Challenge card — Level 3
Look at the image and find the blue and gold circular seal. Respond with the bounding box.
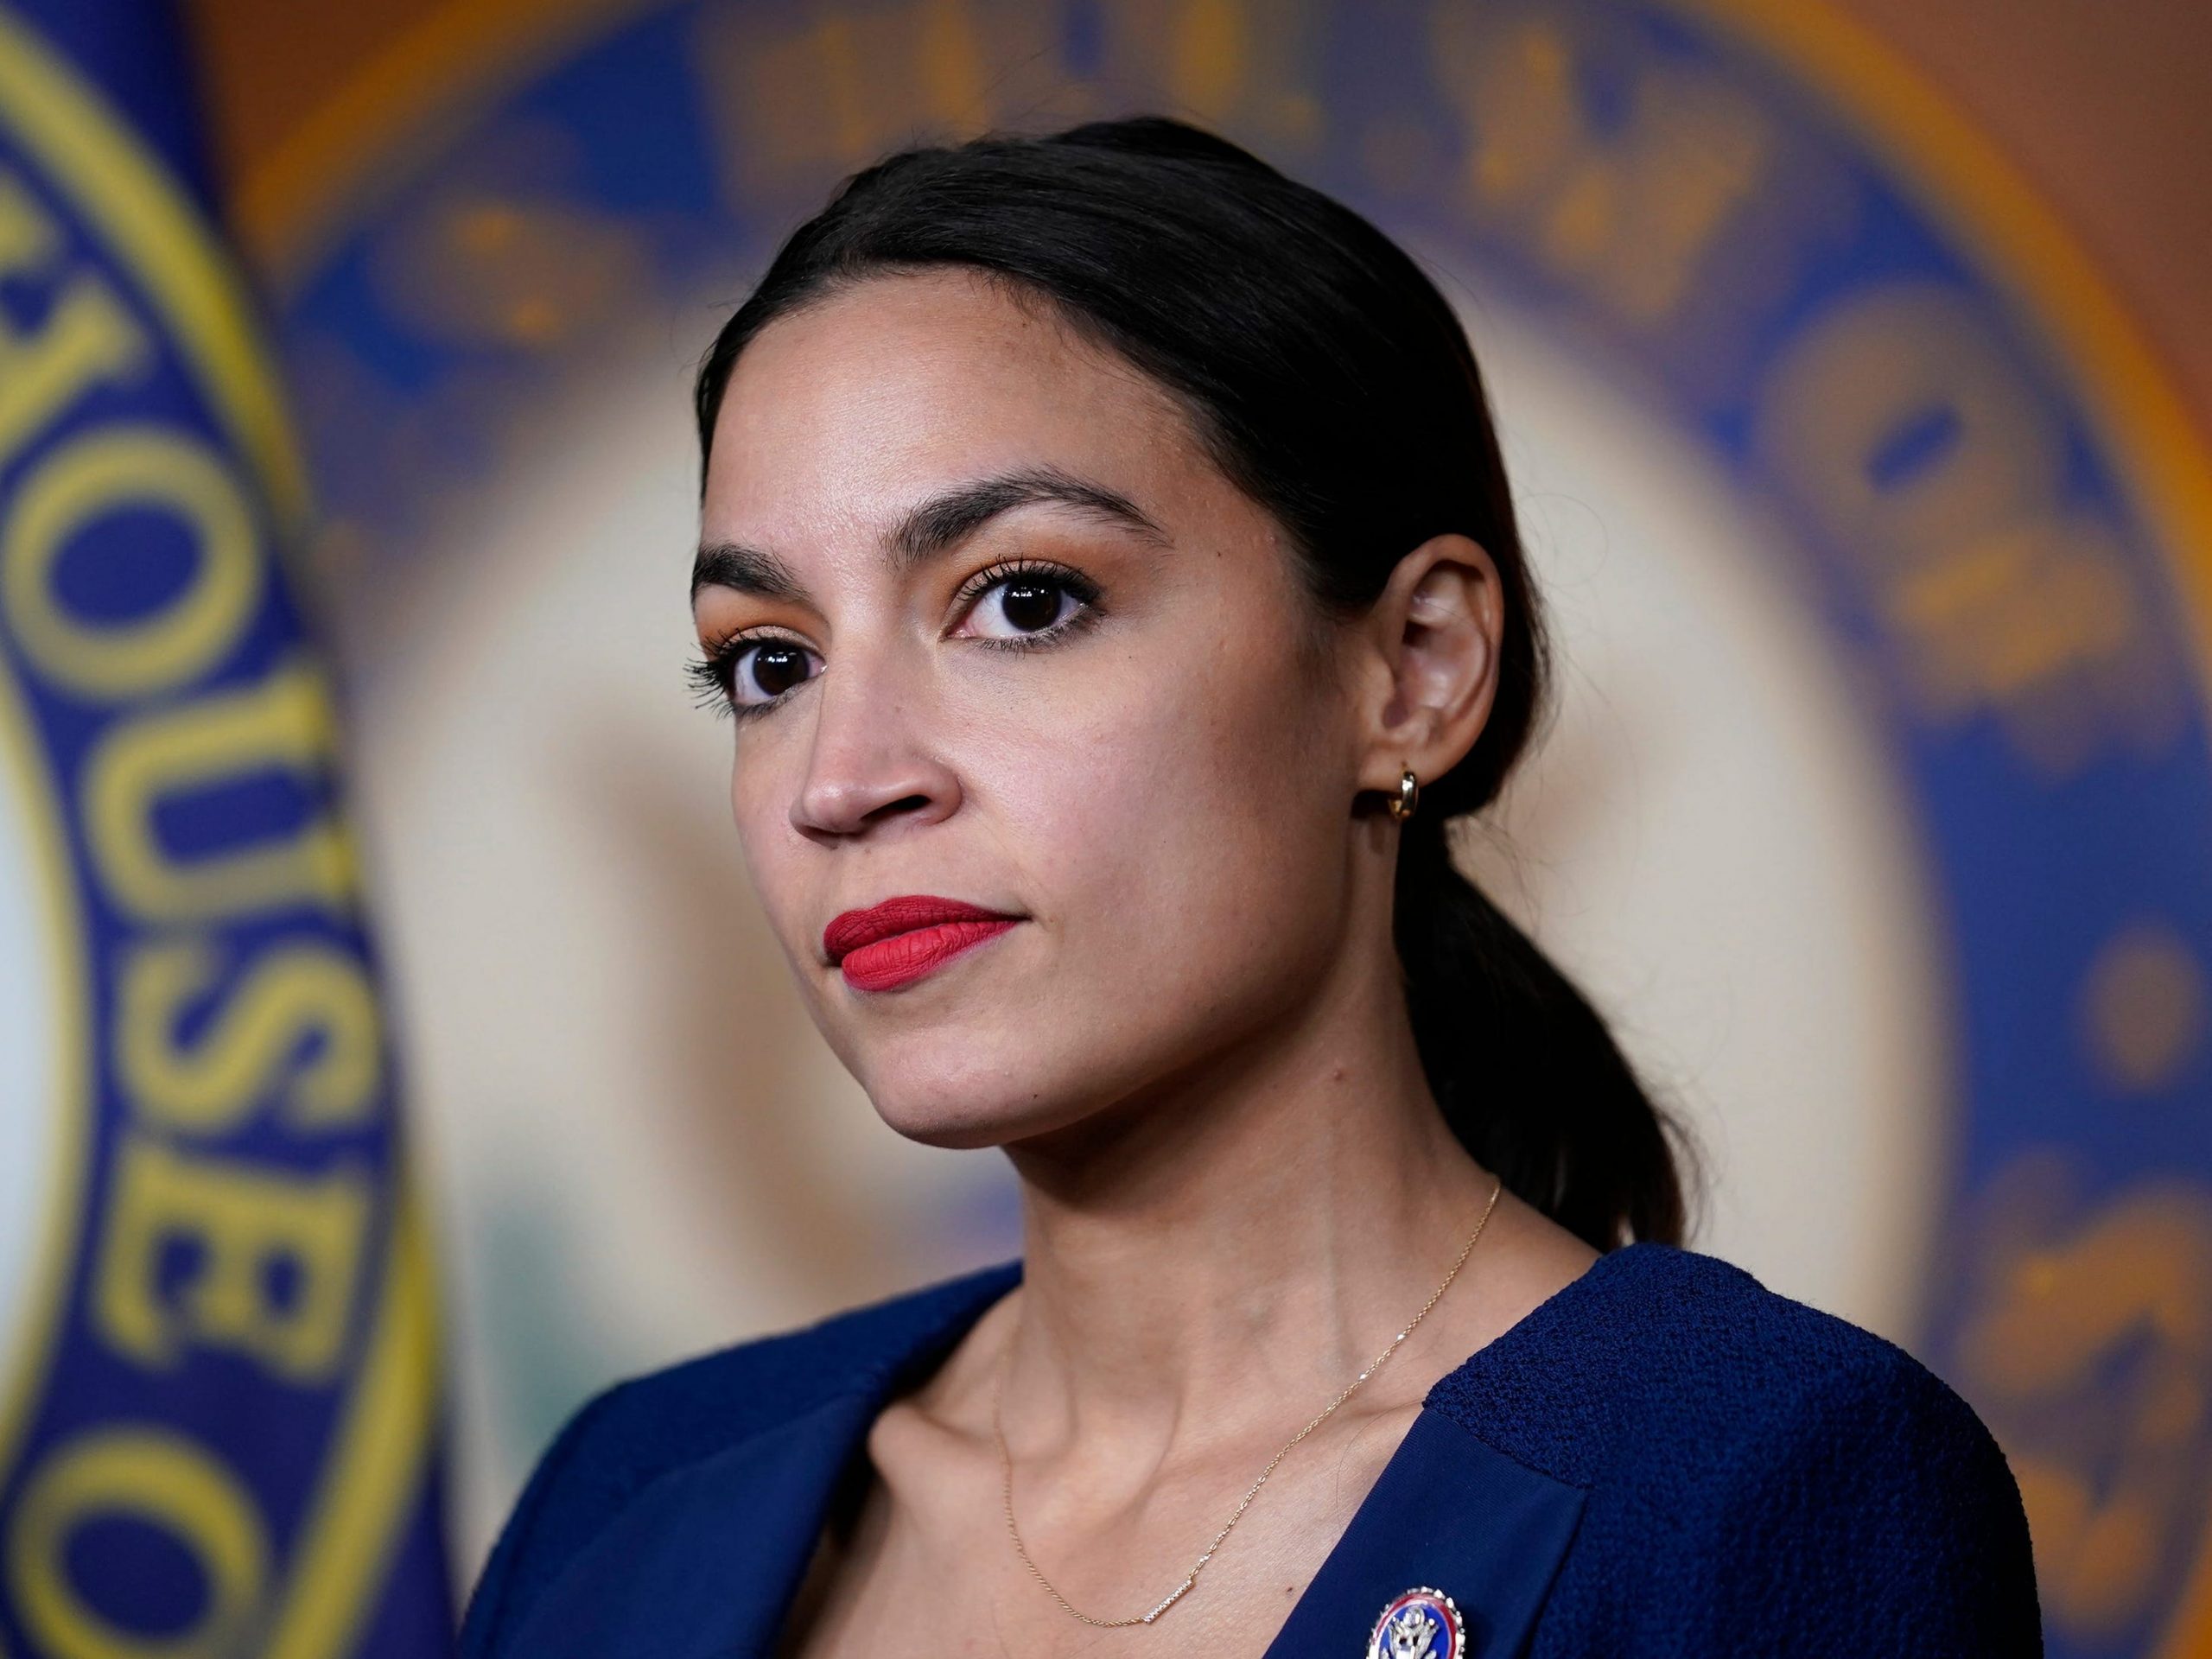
[0,5,447,1654]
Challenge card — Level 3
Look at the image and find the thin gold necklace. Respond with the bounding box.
[991,1175,1505,1629]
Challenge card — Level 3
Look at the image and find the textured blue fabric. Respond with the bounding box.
[1423,1245,2042,1656]
[461,1244,2041,1656]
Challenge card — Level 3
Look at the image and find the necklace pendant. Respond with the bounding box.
[1365,1587,1465,1659]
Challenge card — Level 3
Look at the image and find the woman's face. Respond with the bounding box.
[693,269,1378,1149]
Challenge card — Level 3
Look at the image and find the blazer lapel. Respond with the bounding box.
[502,1389,878,1659]
[497,1264,1023,1659]
[1264,1408,1585,1658]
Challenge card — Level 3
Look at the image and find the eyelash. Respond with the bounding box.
[683,557,1103,720]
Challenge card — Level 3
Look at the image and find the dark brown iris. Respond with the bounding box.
[1000,580,1062,632]
[749,643,810,697]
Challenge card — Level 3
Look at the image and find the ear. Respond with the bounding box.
[1352,533,1504,805]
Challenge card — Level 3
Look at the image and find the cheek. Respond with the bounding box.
[725,741,820,963]
[979,626,1355,999]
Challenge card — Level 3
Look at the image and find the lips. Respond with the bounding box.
[823,894,1021,993]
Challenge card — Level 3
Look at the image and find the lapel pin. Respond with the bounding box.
[1366,1586,1466,1658]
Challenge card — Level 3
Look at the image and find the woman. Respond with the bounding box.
[460,117,2039,1656]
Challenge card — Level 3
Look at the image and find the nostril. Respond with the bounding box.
[861,793,932,824]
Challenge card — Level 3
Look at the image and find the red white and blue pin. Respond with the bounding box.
[1366,1586,1466,1658]
[1365,1586,1466,1658]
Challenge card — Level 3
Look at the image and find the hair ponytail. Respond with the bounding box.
[696,113,1691,1250]
[1395,824,1686,1249]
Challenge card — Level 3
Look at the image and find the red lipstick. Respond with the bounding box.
[823,895,1020,993]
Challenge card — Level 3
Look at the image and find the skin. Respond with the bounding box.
[692,267,1598,1658]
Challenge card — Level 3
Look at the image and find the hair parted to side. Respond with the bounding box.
[693,115,1689,1250]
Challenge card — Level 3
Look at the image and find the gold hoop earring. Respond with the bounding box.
[1388,766,1420,823]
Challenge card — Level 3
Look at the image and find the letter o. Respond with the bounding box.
[1753,282,2060,559]
[2,426,263,702]
[5,1427,268,1659]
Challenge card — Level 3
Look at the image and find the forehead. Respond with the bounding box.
[701,269,1210,540]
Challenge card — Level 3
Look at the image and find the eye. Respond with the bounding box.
[686,633,820,715]
[954,561,1099,643]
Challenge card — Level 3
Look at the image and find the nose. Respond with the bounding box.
[788,659,961,842]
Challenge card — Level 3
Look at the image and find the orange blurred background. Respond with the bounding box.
[185,0,2212,434]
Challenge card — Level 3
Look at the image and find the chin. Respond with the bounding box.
[871,1084,1096,1150]
[858,1052,1115,1159]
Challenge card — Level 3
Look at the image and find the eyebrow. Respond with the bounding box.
[691,466,1168,601]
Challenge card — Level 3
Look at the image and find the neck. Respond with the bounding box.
[997,929,1496,1441]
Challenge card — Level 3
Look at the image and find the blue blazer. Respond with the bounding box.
[460,1244,2041,1656]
